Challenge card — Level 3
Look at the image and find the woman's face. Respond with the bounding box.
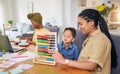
[77,17,93,35]
[31,20,40,29]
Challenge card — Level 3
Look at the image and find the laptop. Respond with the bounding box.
[0,35,24,53]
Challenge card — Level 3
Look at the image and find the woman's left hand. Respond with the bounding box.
[52,50,66,64]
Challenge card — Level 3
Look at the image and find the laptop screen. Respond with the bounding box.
[0,35,14,53]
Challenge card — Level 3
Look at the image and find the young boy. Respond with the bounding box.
[57,27,80,60]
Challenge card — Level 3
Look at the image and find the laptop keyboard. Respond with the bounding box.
[12,46,25,52]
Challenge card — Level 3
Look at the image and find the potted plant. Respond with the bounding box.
[96,3,117,25]
[8,20,13,27]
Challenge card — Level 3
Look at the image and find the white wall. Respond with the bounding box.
[3,0,74,27]
[0,0,3,25]
[2,0,13,24]
[62,0,72,27]
[2,0,120,29]
[0,0,17,32]
[0,0,4,31]
[11,0,64,26]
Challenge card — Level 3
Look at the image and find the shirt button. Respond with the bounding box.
[87,57,90,59]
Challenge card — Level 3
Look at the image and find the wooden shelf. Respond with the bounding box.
[109,22,120,29]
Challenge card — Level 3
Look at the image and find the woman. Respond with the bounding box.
[53,9,116,74]
[27,13,49,45]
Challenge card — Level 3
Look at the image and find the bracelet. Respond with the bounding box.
[65,59,69,64]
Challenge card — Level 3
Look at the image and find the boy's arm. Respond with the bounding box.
[74,46,80,60]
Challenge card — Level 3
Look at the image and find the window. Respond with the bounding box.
[0,0,5,33]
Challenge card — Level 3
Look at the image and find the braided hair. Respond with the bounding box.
[78,9,117,68]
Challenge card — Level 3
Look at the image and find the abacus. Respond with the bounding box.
[33,32,57,65]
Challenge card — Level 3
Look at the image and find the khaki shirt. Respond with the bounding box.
[32,28,50,43]
[78,30,111,74]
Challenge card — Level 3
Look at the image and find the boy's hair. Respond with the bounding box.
[64,27,76,38]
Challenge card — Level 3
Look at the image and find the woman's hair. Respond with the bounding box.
[78,9,117,68]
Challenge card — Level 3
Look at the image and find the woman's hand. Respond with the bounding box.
[52,50,66,64]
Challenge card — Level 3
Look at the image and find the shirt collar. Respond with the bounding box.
[90,29,101,37]
[61,41,73,49]
[82,29,101,47]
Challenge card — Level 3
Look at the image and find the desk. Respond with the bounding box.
[3,45,92,74]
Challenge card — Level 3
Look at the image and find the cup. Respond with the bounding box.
[20,40,27,45]
[14,38,20,43]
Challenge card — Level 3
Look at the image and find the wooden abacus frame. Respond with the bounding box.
[33,32,57,65]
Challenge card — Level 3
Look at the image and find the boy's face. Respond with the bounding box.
[62,30,74,44]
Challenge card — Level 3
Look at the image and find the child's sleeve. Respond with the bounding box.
[73,46,80,60]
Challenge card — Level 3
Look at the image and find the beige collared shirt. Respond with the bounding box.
[78,29,111,74]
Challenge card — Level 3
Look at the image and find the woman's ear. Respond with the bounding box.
[89,20,95,28]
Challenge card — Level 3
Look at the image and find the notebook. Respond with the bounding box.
[0,35,24,53]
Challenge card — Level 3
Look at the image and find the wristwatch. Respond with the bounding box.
[65,59,69,64]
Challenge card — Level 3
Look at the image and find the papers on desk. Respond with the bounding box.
[0,71,8,74]
[9,52,34,62]
[0,61,16,68]
[0,52,34,74]
[9,57,30,63]
[10,68,23,74]
[0,63,33,74]
[16,64,33,69]
[9,64,33,74]
[0,52,34,69]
